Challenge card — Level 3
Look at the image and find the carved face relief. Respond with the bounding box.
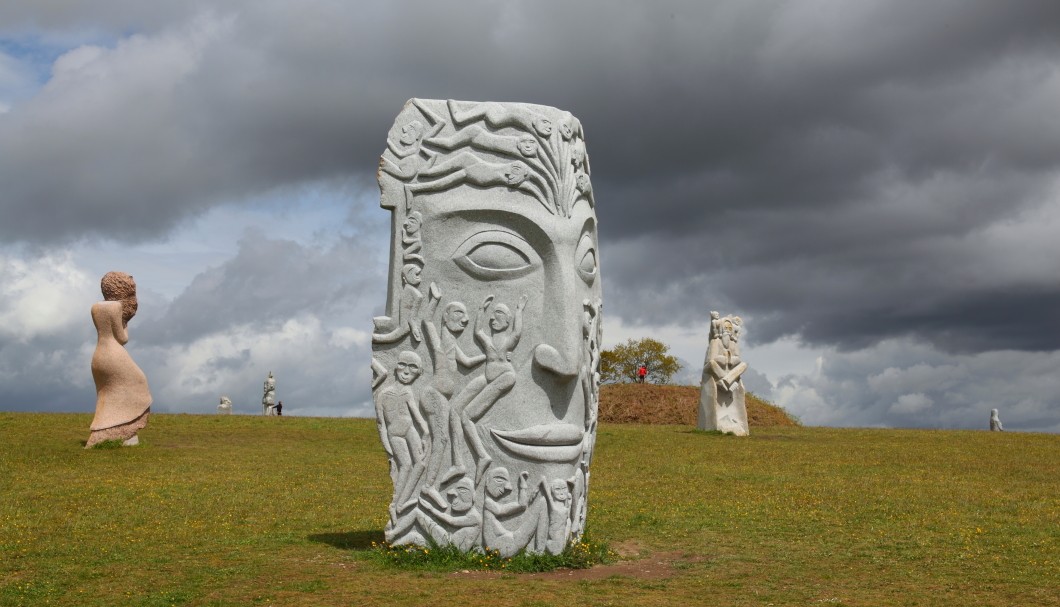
[401,264,422,287]
[486,467,512,499]
[504,162,528,186]
[490,305,511,332]
[399,120,424,146]
[448,478,475,511]
[395,351,422,385]
[443,302,469,333]
[533,118,553,137]
[403,212,422,235]
[374,99,601,555]
[517,135,538,157]
[550,479,570,502]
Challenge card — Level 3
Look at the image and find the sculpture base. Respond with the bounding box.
[85,409,149,448]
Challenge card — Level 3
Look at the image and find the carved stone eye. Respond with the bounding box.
[575,233,597,285]
[454,230,541,280]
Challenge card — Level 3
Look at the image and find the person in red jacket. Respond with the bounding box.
[637,364,647,383]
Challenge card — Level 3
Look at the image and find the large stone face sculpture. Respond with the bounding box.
[86,272,151,448]
[698,312,749,436]
[373,99,602,556]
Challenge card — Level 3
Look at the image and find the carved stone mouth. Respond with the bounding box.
[491,424,584,462]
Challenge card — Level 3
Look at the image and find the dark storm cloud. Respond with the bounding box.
[2,0,1059,385]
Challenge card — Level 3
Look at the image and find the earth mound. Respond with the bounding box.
[598,383,798,426]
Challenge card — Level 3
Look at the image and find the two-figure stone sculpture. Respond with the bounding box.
[373,99,602,556]
[86,272,151,448]
[698,311,750,436]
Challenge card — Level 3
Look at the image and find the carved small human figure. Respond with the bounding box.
[699,315,750,435]
[380,100,446,180]
[447,99,554,138]
[709,310,722,339]
[990,408,1004,432]
[575,173,594,208]
[482,467,548,557]
[449,294,526,480]
[408,152,550,211]
[416,476,482,551]
[402,211,424,264]
[539,476,576,554]
[376,351,429,511]
[427,125,540,159]
[421,284,485,490]
[372,264,425,344]
[86,272,152,448]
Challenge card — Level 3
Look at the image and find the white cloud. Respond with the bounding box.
[889,392,933,414]
[141,313,372,417]
[0,250,95,342]
[773,338,1060,432]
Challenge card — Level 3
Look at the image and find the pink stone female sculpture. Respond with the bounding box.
[86,271,152,448]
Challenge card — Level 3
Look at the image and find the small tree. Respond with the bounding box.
[599,337,681,384]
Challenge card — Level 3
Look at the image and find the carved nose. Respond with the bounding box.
[533,343,578,380]
[533,261,583,381]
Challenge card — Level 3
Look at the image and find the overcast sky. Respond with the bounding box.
[2,0,1058,431]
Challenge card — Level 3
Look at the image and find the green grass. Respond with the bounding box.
[1,412,1057,606]
[364,529,613,573]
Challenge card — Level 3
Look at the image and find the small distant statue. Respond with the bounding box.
[218,396,232,415]
[990,408,1003,432]
[86,272,152,448]
[698,311,749,436]
[262,371,277,415]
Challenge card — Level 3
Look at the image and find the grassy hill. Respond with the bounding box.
[599,383,798,427]
[1,412,1057,607]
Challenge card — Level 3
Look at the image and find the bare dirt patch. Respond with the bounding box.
[450,550,707,581]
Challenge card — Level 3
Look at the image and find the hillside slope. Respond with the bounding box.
[598,383,798,426]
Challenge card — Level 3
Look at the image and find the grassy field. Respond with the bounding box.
[1,412,1057,607]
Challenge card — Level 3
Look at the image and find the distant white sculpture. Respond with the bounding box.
[989,408,1003,431]
[262,372,277,415]
[698,311,749,436]
[218,396,232,415]
[372,99,602,555]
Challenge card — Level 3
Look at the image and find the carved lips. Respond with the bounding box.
[491,423,584,462]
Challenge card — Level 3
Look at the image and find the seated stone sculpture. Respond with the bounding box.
[698,312,750,436]
[86,272,151,448]
[218,396,233,414]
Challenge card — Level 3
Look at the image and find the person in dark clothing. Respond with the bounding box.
[276,401,283,416]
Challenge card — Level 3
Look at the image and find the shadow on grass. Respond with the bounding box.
[308,529,384,551]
